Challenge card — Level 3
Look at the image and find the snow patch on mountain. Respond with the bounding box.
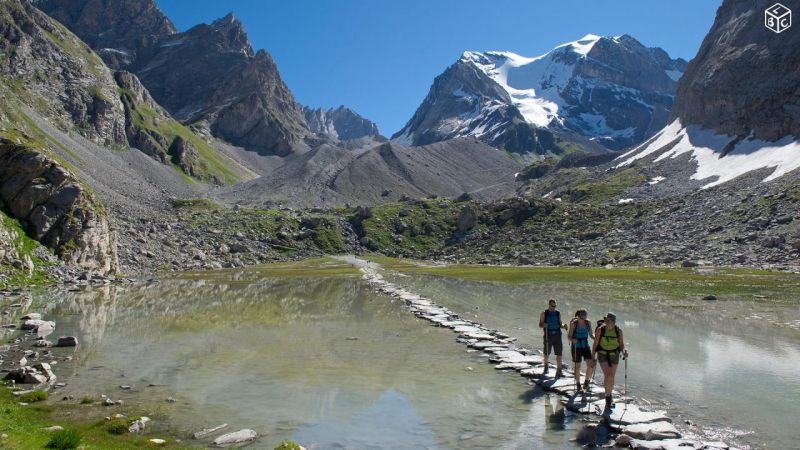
[617,120,800,188]
[460,34,602,128]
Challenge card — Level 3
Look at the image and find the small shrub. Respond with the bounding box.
[18,390,47,403]
[275,441,304,450]
[105,418,129,435]
[79,395,94,404]
[45,429,82,449]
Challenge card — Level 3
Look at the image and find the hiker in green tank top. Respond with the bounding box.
[567,308,595,393]
[591,312,628,409]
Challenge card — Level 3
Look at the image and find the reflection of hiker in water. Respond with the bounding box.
[592,312,628,410]
[568,308,595,393]
[543,393,565,430]
[539,299,567,377]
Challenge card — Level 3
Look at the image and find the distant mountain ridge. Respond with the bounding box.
[303,106,382,141]
[394,34,687,156]
[35,0,311,156]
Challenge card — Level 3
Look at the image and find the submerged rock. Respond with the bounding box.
[213,429,257,446]
[55,336,78,347]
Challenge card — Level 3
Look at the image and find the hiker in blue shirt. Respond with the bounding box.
[567,308,595,392]
[538,299,567,377]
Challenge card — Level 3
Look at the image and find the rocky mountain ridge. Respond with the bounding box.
[606,0,800,197]
[393,34,686,156]
[303,106,382,141]
[36,0,311,156]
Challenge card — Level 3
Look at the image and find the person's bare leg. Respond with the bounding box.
[574,360,582,389]
[607,364,618,395]
[600,361,613,396]
[583,360,594,387]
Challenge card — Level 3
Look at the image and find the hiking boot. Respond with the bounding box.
[555,369,564,378]
[583,380,590,391]
[542,365,549,375]
[605,395,614,409]
[575,382,583,393]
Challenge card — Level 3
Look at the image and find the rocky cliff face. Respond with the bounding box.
[671,0,800,140]
[0,135,117,274]
[0,0,127,146]
[304,106,381,141]
[394,34,686,154]
[614,0,800,192]
[37,1,310,156]
[33,0,176,69]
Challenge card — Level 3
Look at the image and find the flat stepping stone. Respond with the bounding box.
[491,350,538,364]
[462,332,496,340]
[562,396,596,414]
[495,362,531,370]
[440,320,470,328]
[453,326,484,334]
[593,402,670,426]
[540,377,580,395]
[628,438,701,450]
[520,367,553,379]
[469,341,508,349]
[623,421,681,440]
[484,346,511,353]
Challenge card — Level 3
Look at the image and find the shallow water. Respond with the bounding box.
[23,274,587,449]
[387,272,800,449]
[15,264,800,449]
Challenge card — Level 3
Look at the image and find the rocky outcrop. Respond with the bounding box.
[37,1,310,156]
[0,136,117,274]
[0,0,127,146]
[393,34,686,154]
[34,0,176,69]
[0,213,34,276]
[671,0,800,140]
[303,106,381,141]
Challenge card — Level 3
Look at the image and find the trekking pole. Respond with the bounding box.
[624,355,628,410]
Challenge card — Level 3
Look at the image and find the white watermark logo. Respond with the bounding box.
[765,3,791,33]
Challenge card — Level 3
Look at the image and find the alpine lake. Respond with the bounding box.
[6,257,799,449]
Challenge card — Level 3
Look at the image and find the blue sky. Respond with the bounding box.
[155,0,721,137]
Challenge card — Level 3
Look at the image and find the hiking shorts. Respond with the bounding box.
[597,349,619,365]
[543,331,562,356]
[571,346,592,363]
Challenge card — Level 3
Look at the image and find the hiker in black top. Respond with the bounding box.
[538,299,567,377]
[591,312,628,409]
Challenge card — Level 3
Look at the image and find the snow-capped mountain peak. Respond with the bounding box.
[394,34,687,155]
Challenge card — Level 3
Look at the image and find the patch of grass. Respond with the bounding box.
[19,390,48,403]
[119,90,254,185]
[309,217,345,254]
[358,199,460,257]
[79,396,95,405]
[275,441,304,450]
[372,257,800,301]
[0,211,55,290]
[105,418,130,435]
[0,387,192,449]
[45,428,82,449]
[39,27,102,77]
[170,198,220,210]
